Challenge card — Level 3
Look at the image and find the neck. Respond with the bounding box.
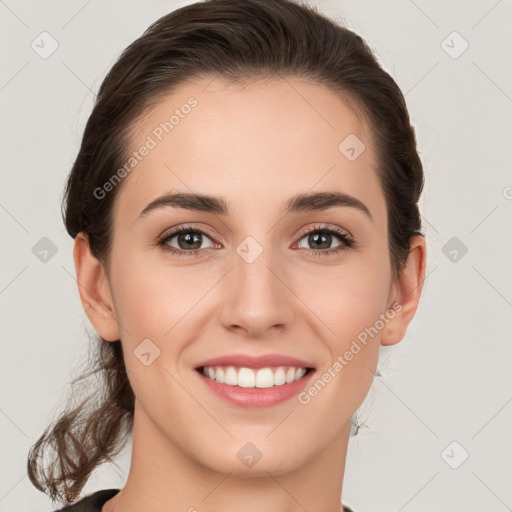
[103,400,350,512]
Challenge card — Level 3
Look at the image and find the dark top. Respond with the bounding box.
[53,489,120,511]
[52,488,356,511]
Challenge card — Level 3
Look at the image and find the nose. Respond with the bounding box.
[217,242,295,338]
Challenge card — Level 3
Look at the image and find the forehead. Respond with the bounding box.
[113,76,386,226]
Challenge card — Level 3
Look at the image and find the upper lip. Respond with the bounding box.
[195,353,315,370]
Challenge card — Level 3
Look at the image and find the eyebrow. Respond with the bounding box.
[137,190,372,221]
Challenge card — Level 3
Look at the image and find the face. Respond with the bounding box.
[83,76,409,476]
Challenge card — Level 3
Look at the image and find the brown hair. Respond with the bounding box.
[27,0,424,505]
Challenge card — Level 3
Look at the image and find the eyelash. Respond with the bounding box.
[156,223,355,258]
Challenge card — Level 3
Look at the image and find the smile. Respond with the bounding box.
[195,365,316,408]
[200,365,312,388]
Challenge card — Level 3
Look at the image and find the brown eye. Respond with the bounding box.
[298,230,339,250]
[157,226,217,256]
[295,225,355,256]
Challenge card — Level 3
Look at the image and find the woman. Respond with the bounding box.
[27,0,427,511]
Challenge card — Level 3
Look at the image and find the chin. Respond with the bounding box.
[195,442,311,477]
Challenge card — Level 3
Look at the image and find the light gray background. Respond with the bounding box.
[1,1,511,511]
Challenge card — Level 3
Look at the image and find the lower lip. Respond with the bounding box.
[195,368,316,408]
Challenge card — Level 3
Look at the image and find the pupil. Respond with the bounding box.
[180,232,201,249]
[310,232,330,249]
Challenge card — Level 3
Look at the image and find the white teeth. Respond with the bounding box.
[224,366,238,386]
[295,367,307,380]
[215,367,225,384]
[255,368,274,388]
[273,367,286,386]
[238,368,256,388]
[201,365,310,388]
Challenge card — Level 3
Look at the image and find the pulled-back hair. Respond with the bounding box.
[27,0,424,505]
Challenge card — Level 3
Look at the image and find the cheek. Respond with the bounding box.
[300,251,390,396]
[109,248,205,340]
[300,254,391,343]
[296,272,384,423]
[111,233,392,347]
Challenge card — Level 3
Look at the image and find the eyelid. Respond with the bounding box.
[295,222,353,242]
[158,223,352,243]
[157,223,217,243]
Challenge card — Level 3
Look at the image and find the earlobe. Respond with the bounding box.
[73,232,120,342]
[380,235,427,346]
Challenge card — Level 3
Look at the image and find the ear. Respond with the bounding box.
[380,235,427,346]
[73,232,120,342]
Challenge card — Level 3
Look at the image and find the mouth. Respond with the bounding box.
[194,365,316,408]
[196,365,315,388]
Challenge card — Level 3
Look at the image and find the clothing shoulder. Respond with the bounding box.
[52,489,120,512]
